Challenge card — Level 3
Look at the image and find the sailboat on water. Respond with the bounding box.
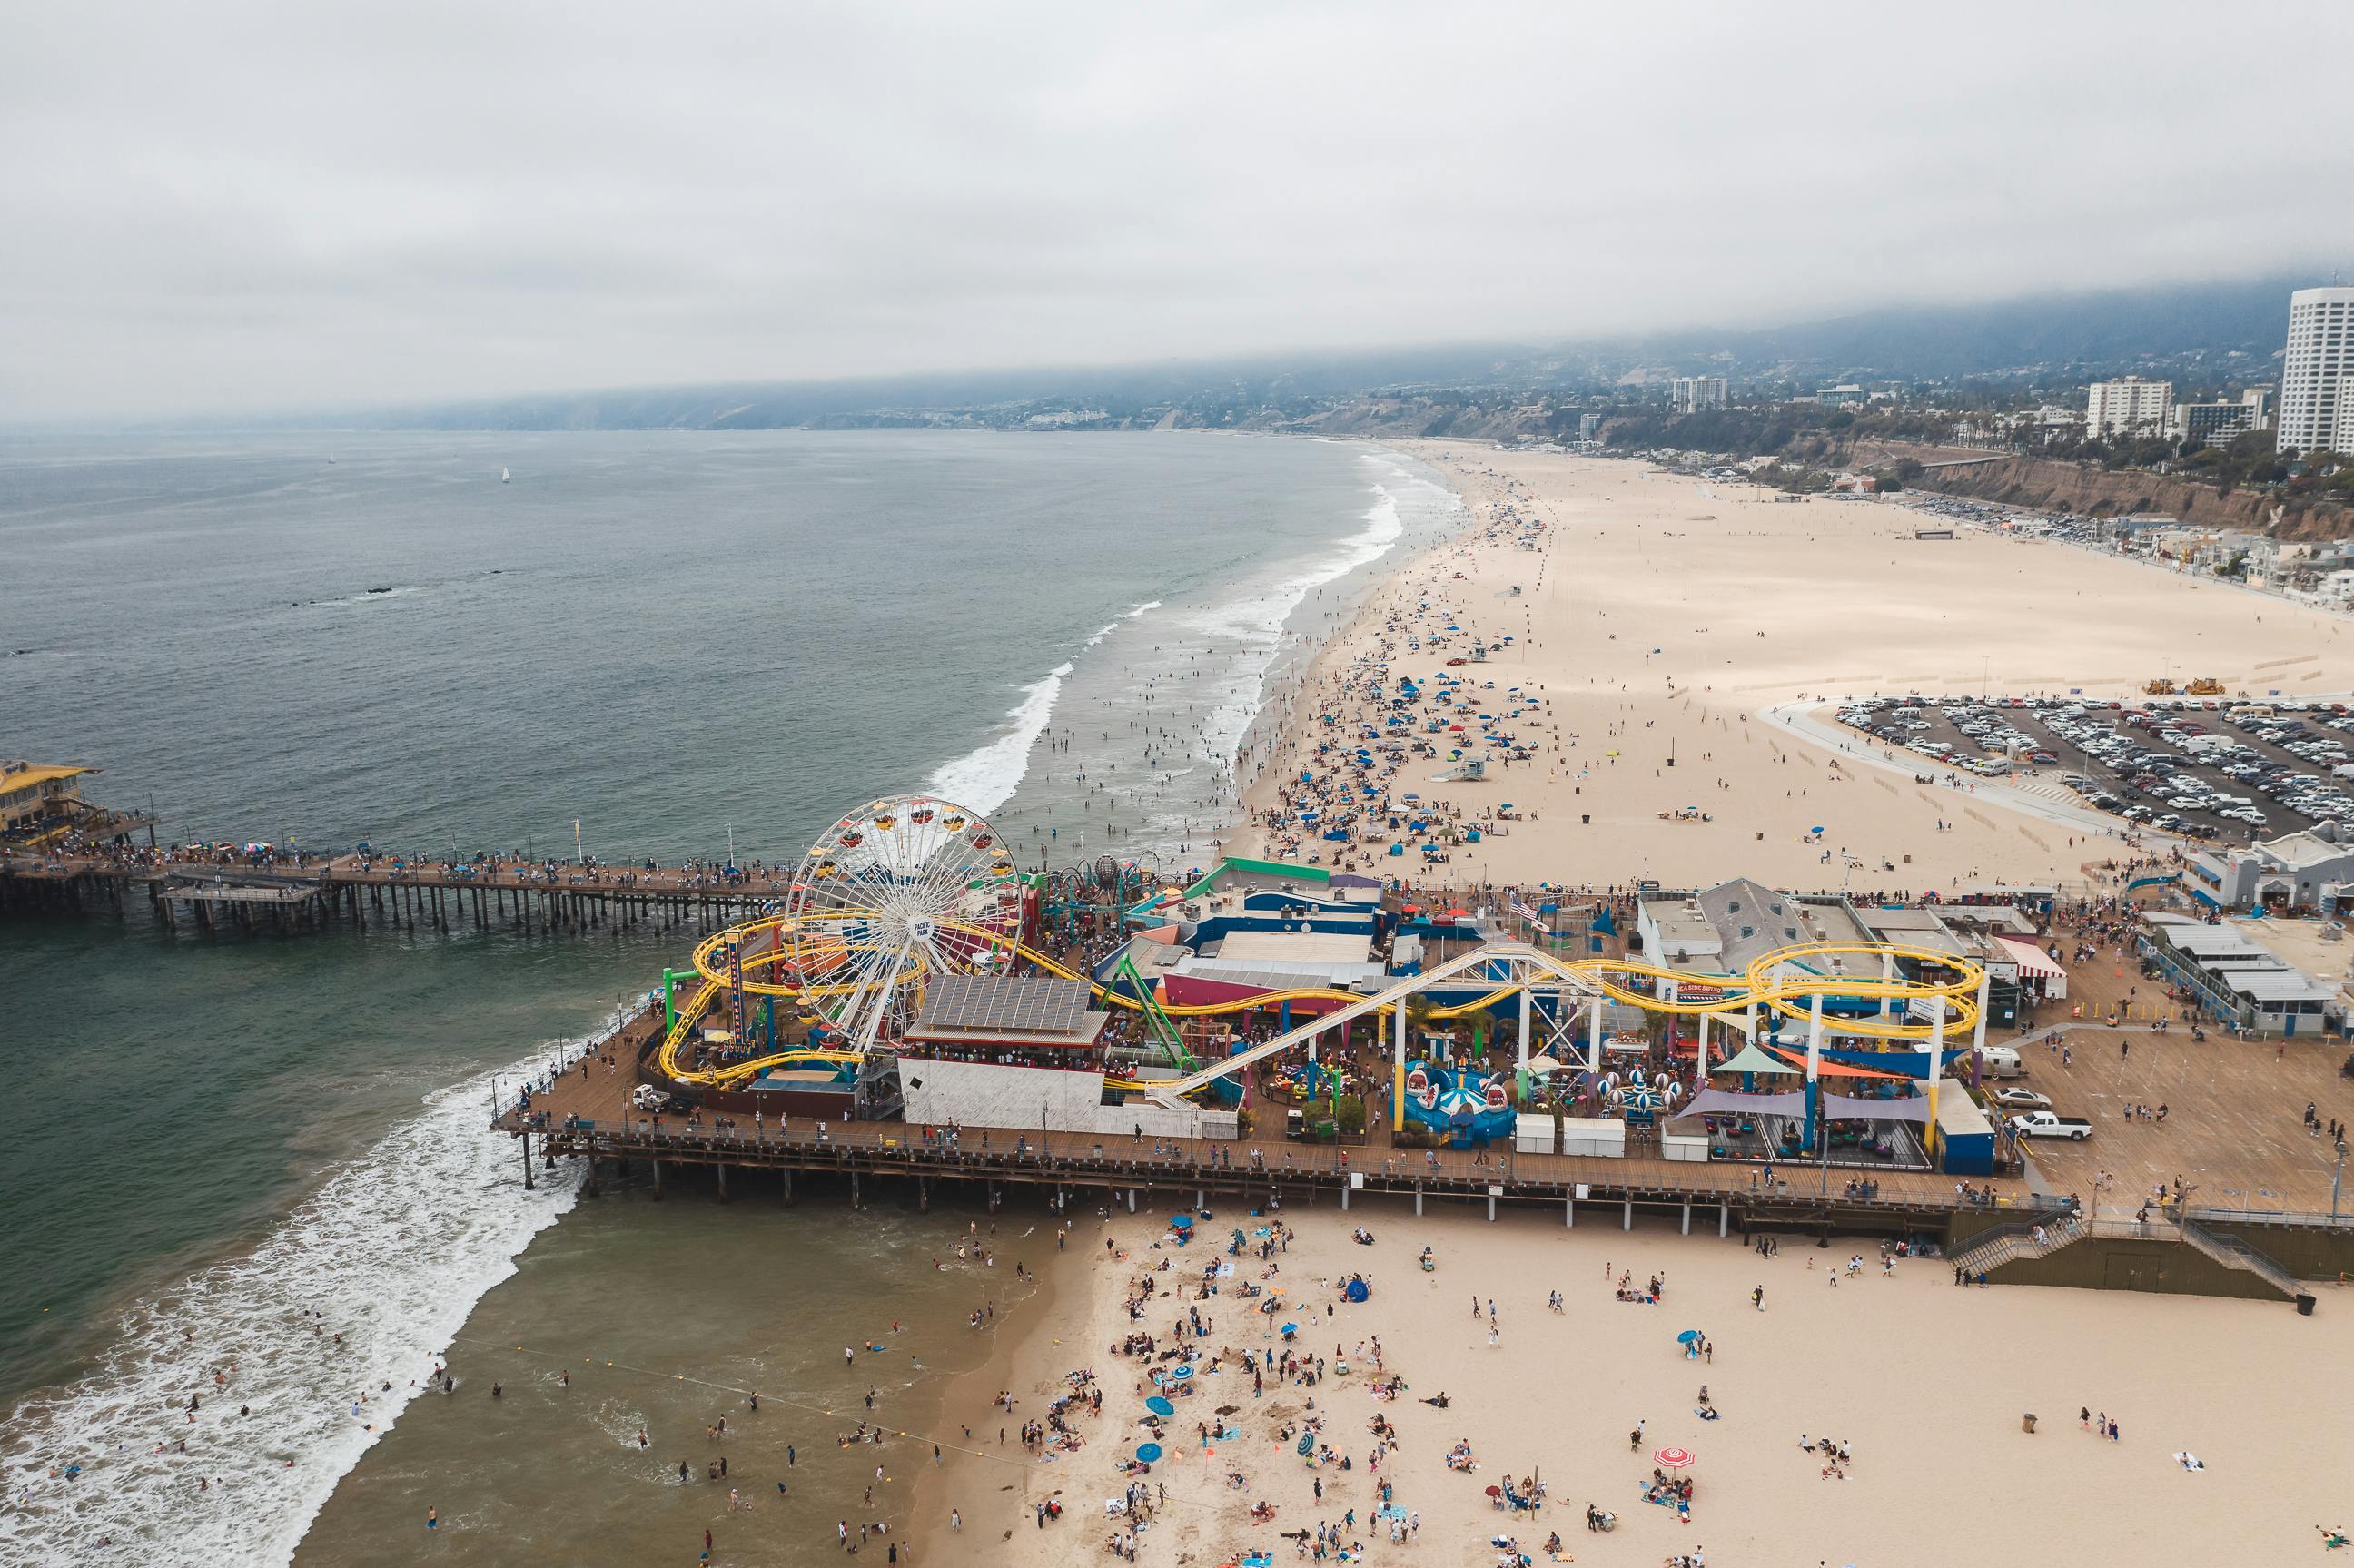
[500,467,511,484]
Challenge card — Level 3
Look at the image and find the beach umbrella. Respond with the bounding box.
[1676,1329,1702,1346]
[1136,1443,1163,1463]
[1280,1321,1298,1335]
[1170,1366,1194,1381]
[1146,1395,1175,1416]
[1654,1446,1696,1470]
[1296,1432,1316,1456]
[1170,1215,1193,1229]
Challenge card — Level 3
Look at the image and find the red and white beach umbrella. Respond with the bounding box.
[1654,1446,1696,1471]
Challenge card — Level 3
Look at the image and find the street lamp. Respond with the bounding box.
[2334,1138,2349,1224]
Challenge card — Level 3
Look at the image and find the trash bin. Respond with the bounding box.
[2297,1295,2317,1317]
[2022,1413,2038,1434]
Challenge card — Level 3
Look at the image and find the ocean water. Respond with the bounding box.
[0,429,1459,1565]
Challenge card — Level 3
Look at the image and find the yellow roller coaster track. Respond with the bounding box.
[654,914,1983,1095]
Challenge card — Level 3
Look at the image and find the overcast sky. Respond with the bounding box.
[5,1,2352,421]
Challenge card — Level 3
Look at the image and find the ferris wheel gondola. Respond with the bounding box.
[784,794,1024,1051]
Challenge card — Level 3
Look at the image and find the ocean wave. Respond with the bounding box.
[0,1050,589,1568]
[923,659,1074,816]
[927,600,1162,816]
[310,586,424,609]
[1188,464,1425,774]
[1085,600,1161,649]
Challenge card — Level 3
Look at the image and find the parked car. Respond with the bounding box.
[1990,1087,2052,1111]
[2010,1110,2092,1141]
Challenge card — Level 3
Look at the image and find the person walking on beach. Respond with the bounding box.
[1752,1285,1766,1311]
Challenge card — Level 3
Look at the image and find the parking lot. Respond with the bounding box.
[1835,695,2354,849]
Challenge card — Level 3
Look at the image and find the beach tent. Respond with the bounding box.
[1343,1278,1370,1303]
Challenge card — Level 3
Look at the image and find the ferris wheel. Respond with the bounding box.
[783,794,1025,1051]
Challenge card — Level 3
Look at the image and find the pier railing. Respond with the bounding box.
[2179,1216,2302,1298]
[490,999,659,1123]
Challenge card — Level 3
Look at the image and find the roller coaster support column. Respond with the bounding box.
[1517,977,1532,1090]
[1879,952,1894,1020]
[1803,992,1825,1150]
[1696,1011,1710,1075]
[1392,1001,1407,1128]
[1586,997,1603,1075]
[1925,988,1948,1159]
[1970,971,1991,1056]
[663,969,682,1031]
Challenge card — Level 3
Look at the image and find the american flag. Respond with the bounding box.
[1510,898,1540,922]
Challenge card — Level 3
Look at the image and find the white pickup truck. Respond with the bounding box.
[2009,1110,2092,1142]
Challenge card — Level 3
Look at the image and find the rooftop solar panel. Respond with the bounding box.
[919,974,1090,1037]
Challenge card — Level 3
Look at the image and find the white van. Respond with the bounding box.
[1973,1046,2025,1080]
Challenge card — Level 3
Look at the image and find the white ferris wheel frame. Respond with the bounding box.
[785,794,1022,1053]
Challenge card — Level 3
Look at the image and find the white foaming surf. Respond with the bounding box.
[1194,454,1454,779]
[925,659,1073,815]
[0,1050,588,1568]
[925,599,1160,814]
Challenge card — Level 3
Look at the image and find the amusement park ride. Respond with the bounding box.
[651,793,1993,1129]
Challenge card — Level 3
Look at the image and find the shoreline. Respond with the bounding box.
[1222,439,2354,890]
[1222,443,1472,849]
[904,1221,1092,1563]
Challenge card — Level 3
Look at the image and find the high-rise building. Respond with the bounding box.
[2278,287,2354,455]
[2084,376,2173,439]
[1668,377,1727,415]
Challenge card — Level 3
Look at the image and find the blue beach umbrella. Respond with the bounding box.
[1137,1443,1163,1463]
[1169,1215,1193,1230]
[1676,1329,1702,1346]
[1170,1365,1194,1381]
[1146,1396,1175,1416]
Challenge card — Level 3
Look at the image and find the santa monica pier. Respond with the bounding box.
[480,789,2339,1305]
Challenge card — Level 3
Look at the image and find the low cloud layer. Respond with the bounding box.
[5,1,2351,420]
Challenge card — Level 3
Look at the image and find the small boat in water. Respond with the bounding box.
[500,467,510,484]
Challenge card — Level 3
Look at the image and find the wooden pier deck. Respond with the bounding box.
[0,850,787,937]
[493,1009,2035,1242]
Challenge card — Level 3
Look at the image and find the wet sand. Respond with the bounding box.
[292,1178,1068,1566]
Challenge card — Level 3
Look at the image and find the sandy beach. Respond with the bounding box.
[1227,445,2354,892]
[938,1199,2354,1568]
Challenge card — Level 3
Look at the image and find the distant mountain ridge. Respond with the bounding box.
[252,271,2327,432]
